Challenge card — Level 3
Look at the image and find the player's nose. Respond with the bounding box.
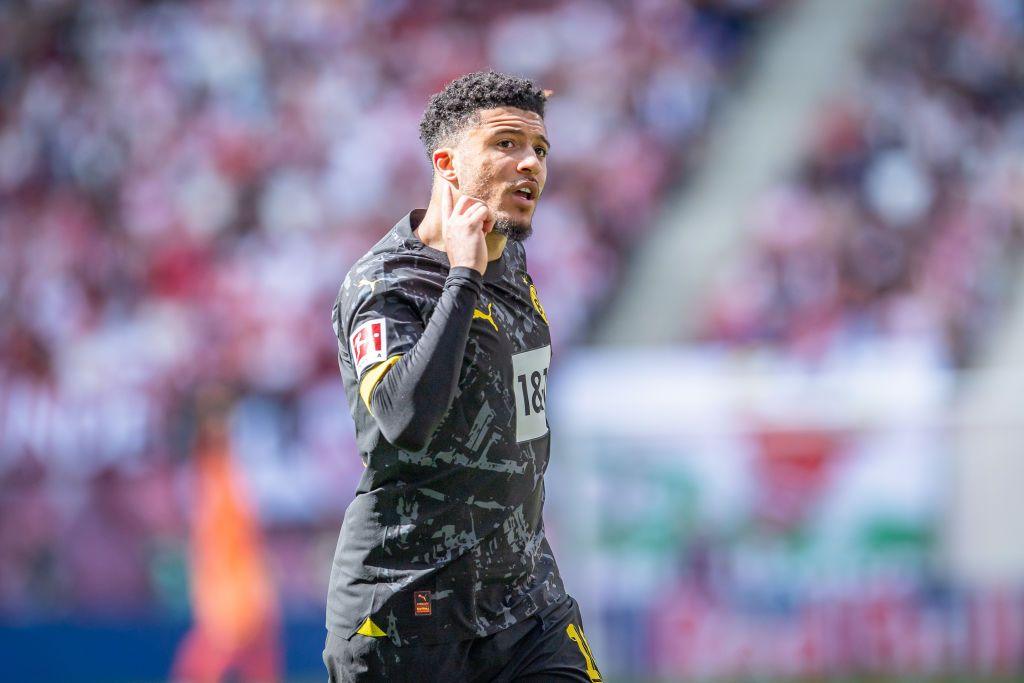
[518,151,542,175]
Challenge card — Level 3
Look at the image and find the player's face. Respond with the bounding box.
[456,107,549,242]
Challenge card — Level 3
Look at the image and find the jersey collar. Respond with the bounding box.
[400,209,508,282]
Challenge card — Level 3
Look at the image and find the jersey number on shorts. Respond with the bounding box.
[511,345,551,443]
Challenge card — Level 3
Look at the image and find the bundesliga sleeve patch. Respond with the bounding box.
[350,318,387,376]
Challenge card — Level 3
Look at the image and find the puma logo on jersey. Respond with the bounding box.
[473,303,498,332]
[357,278,380,294]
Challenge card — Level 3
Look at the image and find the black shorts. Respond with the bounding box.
[322,595,602,682]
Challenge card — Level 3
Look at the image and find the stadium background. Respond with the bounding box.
[2,0,1024,681]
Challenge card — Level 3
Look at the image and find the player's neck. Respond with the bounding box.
[485,232,507,261]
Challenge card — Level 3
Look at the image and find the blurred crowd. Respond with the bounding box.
[0,0,778,618]
[702,0,1024,368]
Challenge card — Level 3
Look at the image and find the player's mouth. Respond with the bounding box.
[509,181,539,208]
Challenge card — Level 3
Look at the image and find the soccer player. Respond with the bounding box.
[323,71,602,682]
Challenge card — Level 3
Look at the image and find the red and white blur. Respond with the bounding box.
[2,0,1023,681]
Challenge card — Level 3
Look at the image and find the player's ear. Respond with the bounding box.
[432,148,459,188]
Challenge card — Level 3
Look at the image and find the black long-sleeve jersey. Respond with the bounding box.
[326,209,565,646]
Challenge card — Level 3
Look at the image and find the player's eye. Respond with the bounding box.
[535,146,548,158]
[497,139,515,149]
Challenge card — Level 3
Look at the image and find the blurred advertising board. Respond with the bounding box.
[546,344,1023,680]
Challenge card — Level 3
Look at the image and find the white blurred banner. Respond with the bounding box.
[546,343,1024,680]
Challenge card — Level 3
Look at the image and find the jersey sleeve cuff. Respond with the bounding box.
[445,266,483,294]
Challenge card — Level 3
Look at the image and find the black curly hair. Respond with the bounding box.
[418,70,548,165]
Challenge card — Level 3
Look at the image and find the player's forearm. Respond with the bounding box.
[370,266,481,451]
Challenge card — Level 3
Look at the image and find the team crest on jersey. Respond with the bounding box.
[528,281,548,324]
[350,318,387,375]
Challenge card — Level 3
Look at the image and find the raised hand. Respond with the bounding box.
[440,181,492,275]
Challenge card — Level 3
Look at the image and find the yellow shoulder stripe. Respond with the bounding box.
[566,623,602,682]
[356,617,387,637]
[359,355,402,413]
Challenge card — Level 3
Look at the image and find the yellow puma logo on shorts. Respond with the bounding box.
[473,303,498,332]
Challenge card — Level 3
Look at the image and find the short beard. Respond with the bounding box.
[493,215,532,242]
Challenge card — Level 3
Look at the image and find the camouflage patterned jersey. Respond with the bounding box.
[326,209,566,646]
